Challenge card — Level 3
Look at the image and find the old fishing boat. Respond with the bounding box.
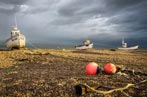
[75,40,93,50]
[118,38,138,50]
[6,23,26,50]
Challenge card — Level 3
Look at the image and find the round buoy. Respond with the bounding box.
[85,62,98,75]
[104,63,117,74]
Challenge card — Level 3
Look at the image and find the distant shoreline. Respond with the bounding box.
[1,43,147,49]
[1,44,147,50]
[0,47,147,51]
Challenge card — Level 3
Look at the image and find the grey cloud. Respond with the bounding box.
[0,0,27,5]
[0,0,28,14]
[20,7,49,15]
[104,0,145,12]
[52,0,105,26]
[105,0,144,8]
[51,18,81,25]
[104,0,147,35]
[54,0,146,27]
[57,0,145,18]
[19,0,59,15]
[57,0,105,17]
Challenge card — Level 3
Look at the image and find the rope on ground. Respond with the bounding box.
[75,80,147,95]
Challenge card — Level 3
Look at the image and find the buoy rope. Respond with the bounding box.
[77,80,146,95]
[26,39,40,50]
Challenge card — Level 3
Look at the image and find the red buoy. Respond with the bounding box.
[104,63,117,74]
[85,62,98,75]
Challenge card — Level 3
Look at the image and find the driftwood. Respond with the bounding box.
[75,80,146,96]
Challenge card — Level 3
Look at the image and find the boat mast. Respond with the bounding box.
[11,16,20,36]
[122,37,124,44]
[15,15,17,28]
[122,37,127,48]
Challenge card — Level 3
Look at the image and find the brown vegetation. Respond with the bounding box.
[0,49,147,97]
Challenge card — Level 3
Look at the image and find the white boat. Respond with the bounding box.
[118,38,139,50]
[6,21,26,50]
[75,40,93,50]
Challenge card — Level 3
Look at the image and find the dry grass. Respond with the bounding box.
[0,49,147,97]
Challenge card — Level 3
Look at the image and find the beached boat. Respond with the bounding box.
[118,38,139,50]
[75,40,93,50]
[6,23,26,50]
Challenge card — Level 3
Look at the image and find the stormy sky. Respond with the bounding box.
[0,0,147,48]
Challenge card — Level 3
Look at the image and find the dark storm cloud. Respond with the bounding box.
[0,0,28,14]
[0,0,27,5]
[58,0,95,17]
[105,0,144,9]
[57,0,145,17]
[53,0,147,29]
[106,0,147,36]
[54,0,105,25]
[0,5,20,14]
